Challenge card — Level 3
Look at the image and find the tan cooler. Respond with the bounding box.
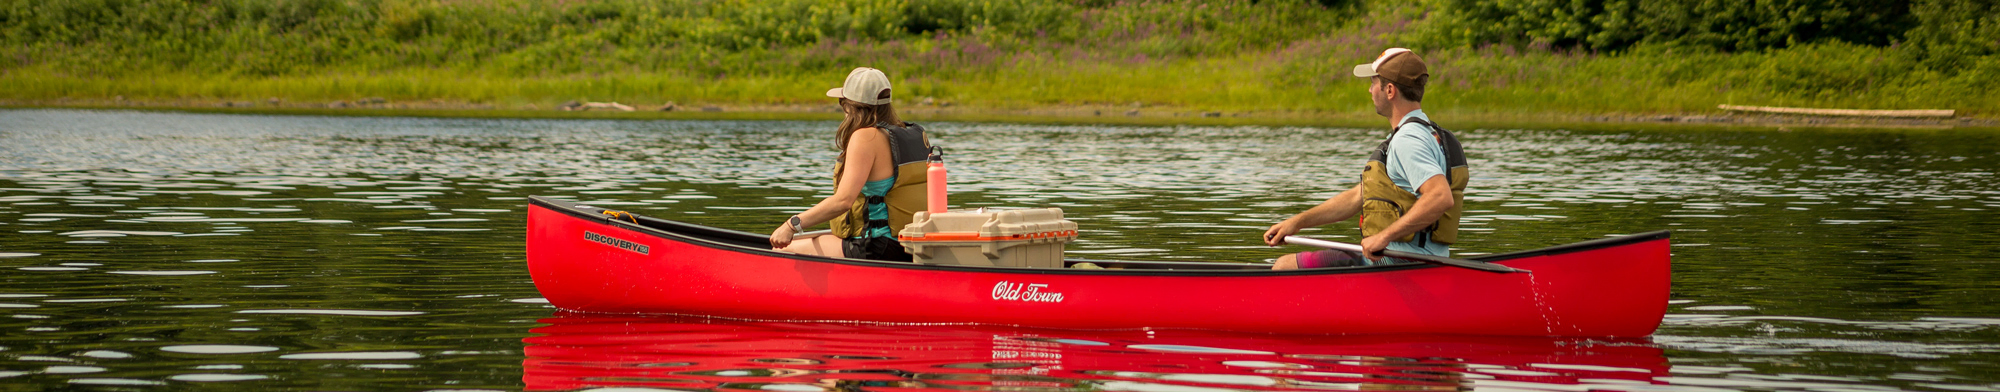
[898,208,1078,268]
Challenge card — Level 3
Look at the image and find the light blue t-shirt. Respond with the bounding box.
[1381,109,1451,257]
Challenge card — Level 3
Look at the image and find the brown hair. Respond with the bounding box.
[1379,75,1427,103]
[834,94,900,154]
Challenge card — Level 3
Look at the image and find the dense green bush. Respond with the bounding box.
[0,0,1350,77]
[1421,0,1916,52]
[1904,0,2000,68]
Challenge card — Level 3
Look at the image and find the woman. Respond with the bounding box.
[768,67,932,261]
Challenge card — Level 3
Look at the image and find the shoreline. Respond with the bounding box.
[5,98,1992,132]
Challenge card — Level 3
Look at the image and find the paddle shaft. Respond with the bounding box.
[1283,236,1529,274]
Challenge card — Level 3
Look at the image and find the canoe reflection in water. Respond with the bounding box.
[524,313,1668,391]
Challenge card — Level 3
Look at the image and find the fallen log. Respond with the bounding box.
[560,101,635,112]
[1718,104,1954,118]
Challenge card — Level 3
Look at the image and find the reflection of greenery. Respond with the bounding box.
[0,176,543,390]
[4,0,1996,116]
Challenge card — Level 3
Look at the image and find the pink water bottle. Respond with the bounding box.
[926,147,947,214]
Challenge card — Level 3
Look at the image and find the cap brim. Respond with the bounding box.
[1352,64,1378,78]
[826,88,845,99]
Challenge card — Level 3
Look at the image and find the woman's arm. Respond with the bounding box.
[769,128,886,249]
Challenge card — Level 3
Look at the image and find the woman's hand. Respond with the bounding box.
[769,224,796,250]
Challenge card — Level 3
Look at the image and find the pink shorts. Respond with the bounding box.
[1295,250,1369,268]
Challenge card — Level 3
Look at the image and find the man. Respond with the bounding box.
[1262,48,1469,269]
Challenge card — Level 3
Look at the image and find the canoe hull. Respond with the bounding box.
[526,196,1669,336]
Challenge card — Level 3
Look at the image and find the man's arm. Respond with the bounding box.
[1263,182,1364,246]
[1358,174,1453,258]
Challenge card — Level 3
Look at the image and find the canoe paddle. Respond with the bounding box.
[1282,236,1530,274]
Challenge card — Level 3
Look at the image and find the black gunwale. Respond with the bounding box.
[530,196,1669,277]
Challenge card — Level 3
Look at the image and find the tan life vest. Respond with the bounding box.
[1358,117,1469,244]
[830,122,933,239]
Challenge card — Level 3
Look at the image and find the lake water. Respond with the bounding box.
[1,108,1996,391]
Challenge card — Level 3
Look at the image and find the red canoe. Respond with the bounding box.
[526,196,1671,337]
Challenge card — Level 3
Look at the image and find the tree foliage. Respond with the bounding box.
[1903,0,2000,67]
[1422,0,1920,52]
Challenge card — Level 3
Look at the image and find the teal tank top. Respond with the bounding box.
[860,177,894,238]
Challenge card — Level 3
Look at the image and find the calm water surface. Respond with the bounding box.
[0,109,1996,391]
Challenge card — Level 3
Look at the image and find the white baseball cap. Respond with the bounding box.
[825,67,892,105]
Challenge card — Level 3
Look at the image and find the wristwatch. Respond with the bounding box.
[788,215,804,233]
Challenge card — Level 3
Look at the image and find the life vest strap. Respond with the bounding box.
[1360,116,1468,245]
[862,195,889,229]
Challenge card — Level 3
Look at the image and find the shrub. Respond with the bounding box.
[1420,0,1916,53]
[1904,0,2000,68]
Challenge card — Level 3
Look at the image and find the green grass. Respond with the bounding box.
[3,0,1995,120]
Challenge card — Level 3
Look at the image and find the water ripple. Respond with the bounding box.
[237,309,426,316]
[279,351,423,360]
[160,345,281,354]
[169,374,270,382]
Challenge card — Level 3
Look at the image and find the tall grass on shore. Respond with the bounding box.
[4,0,1996,117]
